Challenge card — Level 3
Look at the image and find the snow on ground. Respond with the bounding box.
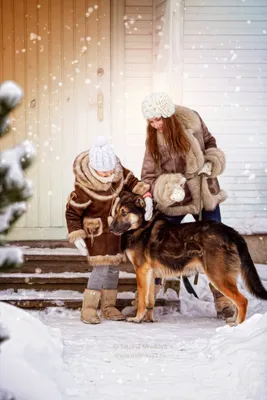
[0,302,73,400]
[14,273,265,400]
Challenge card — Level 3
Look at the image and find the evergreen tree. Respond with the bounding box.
[0,80,35,400]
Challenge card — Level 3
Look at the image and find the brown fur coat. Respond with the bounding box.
[141,105,227,216]
[66,151,150,266]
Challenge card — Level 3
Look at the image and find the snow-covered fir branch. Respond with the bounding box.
[0,81,23,138]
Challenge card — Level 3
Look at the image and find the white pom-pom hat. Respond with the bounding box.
[89,136,117,172]
[141,92,175,120]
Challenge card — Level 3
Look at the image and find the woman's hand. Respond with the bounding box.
[170,184,185,203]
[74,238,89,256]
[198,161,212,177]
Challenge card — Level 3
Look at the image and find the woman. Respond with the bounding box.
[140,92,235,320]
[66,136,153,324]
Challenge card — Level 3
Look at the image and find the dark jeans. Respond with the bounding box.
[154,206,221,285]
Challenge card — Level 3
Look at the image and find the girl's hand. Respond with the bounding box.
[74,238,89,256]
[144,196,153,221]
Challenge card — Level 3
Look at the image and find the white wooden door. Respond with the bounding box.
[0,0,111,239]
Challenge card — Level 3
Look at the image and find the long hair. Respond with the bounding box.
[146,114,190,165]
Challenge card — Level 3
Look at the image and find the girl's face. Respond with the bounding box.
[95,169,115,177]
[148,117,163,132]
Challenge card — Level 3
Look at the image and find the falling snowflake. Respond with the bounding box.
[235,86,240,92]
[30,33,37,40]
[81,46,87,54]
[85,79,91,84]
[94,5,98,9]
[75,67,80,73]
[72,60,78,64]
[52,76,57,80]
[86,36,92,42]
[247,20,251,24]
[37,4,41,8]
[58,82,63,87]
[248,174,255,180]
[138,15,142,19]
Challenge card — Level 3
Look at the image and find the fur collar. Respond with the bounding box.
[156,128,204,175]
[175,105,202,132]
[73,151,124,196]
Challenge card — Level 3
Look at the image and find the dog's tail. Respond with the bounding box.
[233,231,267,300]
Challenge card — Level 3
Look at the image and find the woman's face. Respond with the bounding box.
[149,117,163,132]
[95,169,114,177]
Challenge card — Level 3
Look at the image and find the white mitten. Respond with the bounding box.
[198,161,212,176]
[144,197,153,221]
[170,184,185,203]
[74,238,88,256]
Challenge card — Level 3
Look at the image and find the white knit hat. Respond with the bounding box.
[89,136,117,172]
[141,92,175,119]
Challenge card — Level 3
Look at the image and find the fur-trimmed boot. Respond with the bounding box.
[209,283,236,321]
[81,289,101,324]
[101,289,125,321]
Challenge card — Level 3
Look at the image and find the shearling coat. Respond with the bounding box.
[141,105,227,217]
[66,151,150,266]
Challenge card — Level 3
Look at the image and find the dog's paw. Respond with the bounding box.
[143,318,157,323]
[227,321,238,327]
[126,316,142,323]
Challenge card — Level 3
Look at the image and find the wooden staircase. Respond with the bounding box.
[0,241,180,310]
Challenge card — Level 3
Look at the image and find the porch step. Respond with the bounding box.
[0,272,137,293]
[0,289,180,310]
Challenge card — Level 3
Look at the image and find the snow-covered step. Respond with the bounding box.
[0,271,137,293]
[0,289,180,310]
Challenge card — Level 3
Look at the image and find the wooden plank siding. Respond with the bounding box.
[122,0,154,173]
[183,0,267,223]
[1,0,111,239]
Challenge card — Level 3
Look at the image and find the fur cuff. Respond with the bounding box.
[153,173,186,207]
[68,229,87,244]
[204,148,226,177]
[201,178,228,211]
[132,181,150,196]
[87,253,126,266]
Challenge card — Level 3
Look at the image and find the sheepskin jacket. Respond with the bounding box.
[66,151,150,266]
[141,105,227,217]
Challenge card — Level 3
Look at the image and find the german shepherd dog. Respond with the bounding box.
[110,192,267,325]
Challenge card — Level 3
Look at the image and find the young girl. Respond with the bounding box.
[140,92,235,320]
[66,136,153,324]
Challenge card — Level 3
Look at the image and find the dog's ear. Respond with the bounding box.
[134,196,145,209]
[120,191,131,201]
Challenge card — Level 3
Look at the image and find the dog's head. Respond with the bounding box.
[109,191,146,235]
